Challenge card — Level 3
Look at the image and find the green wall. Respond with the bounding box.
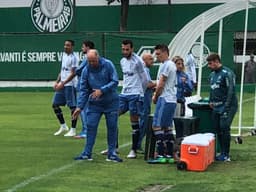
[1,4,256,33]
[0,3,253,82]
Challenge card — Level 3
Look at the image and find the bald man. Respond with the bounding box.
[73,50,123,162]
[137,53,156,151]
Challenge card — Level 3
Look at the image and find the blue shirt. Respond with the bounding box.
[75,57,87,91]
[77,57,119,110]
[176,71,193,103]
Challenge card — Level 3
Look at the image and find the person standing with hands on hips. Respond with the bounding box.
[207,53,238,162]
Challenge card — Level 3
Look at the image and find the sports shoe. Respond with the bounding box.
[74,154,93,161]
[215,154,231,162]
[74,132,87,139]
[106,155,123,163]
[166,155,175,164]
[147,156,167,164]
[64,128,76,137]
[100,149,119,155]
[54,125,69,136]
[136,148,145,154]
[127,150,137,159]
[100,149,108,155]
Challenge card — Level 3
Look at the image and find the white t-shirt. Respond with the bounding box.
[60,52,79,87]
[120,53,146,96]
[157,59,177,103]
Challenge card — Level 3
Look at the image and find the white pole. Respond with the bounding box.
[218,19,223,56]
[254,85,256,128]
[238,0,249,136]
[197,14,205,96]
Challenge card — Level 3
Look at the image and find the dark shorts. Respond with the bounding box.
[52,86,77,107]
[119,94,143,116]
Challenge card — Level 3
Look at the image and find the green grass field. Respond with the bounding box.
[0,92,256,192]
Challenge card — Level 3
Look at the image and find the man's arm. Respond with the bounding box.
[136,58,150,91]
[55,68,76,91]
[76,59,87,76]
[224,71,235,111]
[72,68,91,120]
[152,75,167,104]
[100,62,119,94]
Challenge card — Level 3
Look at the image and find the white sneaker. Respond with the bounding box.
[127,150,136,159]
[54,125,69,136]
[64,128,76,137]
[101,149,119,155]
[100,149,108,155]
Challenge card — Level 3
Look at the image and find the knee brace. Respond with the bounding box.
[52,104,62,115]
[131,121,140,132]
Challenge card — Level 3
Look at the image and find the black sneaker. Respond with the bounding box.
[74,154,93,161]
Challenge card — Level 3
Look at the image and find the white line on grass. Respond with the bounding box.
[240,96,255,104]
[5,142,132,192]
[160,185,173,192]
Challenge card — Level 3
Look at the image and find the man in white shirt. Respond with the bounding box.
[119,39,149,158]
[52,40,79,137]
[148,44,177,164]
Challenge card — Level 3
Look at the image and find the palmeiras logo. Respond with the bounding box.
[31,0,73,32]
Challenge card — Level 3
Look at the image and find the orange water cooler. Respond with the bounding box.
[177,134,215,171]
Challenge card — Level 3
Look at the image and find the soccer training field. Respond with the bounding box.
[0,92,256,192]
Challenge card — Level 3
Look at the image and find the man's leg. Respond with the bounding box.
[52,104,65,125]
[212,111,222,148]
[127,95,142,158]
[152,97,165,157]
[220,105,237,158]
[80,108,88,135]
[105,110,123,162]
[138,93,151,150]
[52,90,68,135]
[161,102,176,158]
[64,86,77,137]
[75,111,101,160]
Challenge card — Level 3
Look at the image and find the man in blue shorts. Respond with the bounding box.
[74,40,95,139]
[101,40,149,158]
[119,40,149,158]
[149,44,177,163]
[73,49,122,162]
[52,40,79,137]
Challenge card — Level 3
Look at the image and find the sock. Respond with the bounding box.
[70,107,77,129]
[53,105,65,124]
[154,130,164,156]
[131,121,140,151]
[164,129,175,157]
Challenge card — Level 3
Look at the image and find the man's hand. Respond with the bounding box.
[72,108,82,120]
[152,94,158,104]
[53,82,58,90]
[54,82,64,91]
[92,89,103,99]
